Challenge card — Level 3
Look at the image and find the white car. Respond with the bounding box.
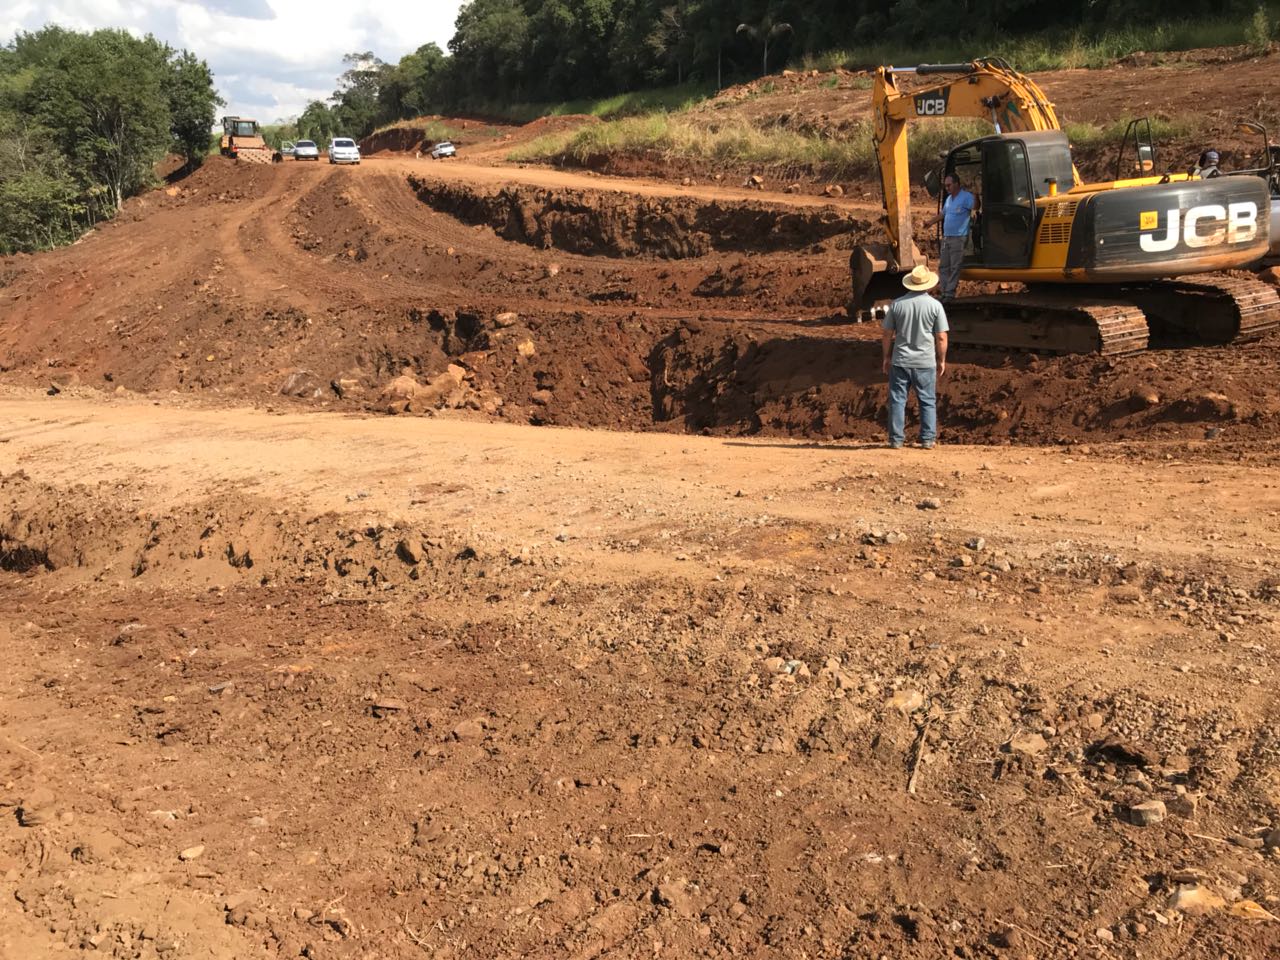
[430,141,456,159]
[293,140,320,161]
[329,138,360,165]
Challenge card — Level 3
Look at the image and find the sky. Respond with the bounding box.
[1,0,466,123]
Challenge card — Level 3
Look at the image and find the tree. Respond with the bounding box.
[736,9,793,77]
[32,29,172,211]
[297,100,338,143]
[0,26,222,252]
[379,43,447,120]
[167,51,223,170]
[331,51,388,137]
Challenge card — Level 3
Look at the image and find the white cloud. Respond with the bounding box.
[2,0,466,122]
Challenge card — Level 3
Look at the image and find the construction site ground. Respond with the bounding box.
[2,47,1280,960]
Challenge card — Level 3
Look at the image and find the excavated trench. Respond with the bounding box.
[408,176,870,258]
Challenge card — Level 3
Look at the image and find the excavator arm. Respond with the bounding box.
[853,57,1072,312]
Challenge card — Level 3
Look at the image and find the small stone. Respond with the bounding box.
[728,901,747,920]
[178,845,205,861]
[763,656,787,674]
[966,537,986,550]
[1167,793,1199,819]
[294,908,314,921]
[397,539,424,564]
[452,719,485,741]
[18,787,56,827]
[888,689,924,714]
[823,184,844,197]
[1128,800,1166,826]
[1006,732,1048,756]
[917,497,942,510]
[516,339,536,358]
[493,311,519,328]
[1167,884,1225,916]
[951,555,973,567]
[371,699,407,717]
[1264,827,1280,850]
[1095,927,1114,943]
[655,879,695,916]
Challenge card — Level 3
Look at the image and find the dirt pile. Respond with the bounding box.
[408,176,869,258]
[650,318,1280,444]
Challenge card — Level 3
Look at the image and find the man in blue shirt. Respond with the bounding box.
[923,173,975,301]
[881,264,949,449]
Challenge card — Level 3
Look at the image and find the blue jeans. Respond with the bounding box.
[887,365,937,446]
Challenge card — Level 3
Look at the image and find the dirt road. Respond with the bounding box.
[2,391,1278,959]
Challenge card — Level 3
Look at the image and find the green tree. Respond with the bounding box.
[380,43,448,119]
[32,29,172,210]
[167,51,223,170]
[736,7,793,77]
[297,100,338,143]
[331,51,388,137]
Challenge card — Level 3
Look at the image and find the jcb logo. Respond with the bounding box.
[913,88,950,117]
[1138,202,1258,253]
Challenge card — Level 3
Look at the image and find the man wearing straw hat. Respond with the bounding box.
[881,264,949,449]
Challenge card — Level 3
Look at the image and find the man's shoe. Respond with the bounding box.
[921,441,935,449]
[888,442,902,449]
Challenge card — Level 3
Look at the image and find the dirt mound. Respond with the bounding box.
[360,126,428,155]
[408,175,870,258]
[650,319,1280,445]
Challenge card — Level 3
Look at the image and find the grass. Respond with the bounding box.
[367,118,507,143]
[451,81,716,125]
[1063,116,1197,148]
[804,7,1280,73]
[509,114,997,180]
[508,111,1210,182]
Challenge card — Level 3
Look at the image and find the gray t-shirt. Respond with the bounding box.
[882,291,949,368]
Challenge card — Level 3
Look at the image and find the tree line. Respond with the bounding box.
[294,0,1258,141]
[0,26,221,254]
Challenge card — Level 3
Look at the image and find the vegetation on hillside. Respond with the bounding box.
[0,26,221,254]
[298,1,1277,137]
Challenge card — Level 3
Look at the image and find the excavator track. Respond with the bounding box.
[944,292,1150,356]
[1122,275,1280,345]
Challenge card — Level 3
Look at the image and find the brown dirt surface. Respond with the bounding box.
[2,396,1280,960]
[2,54,1280,957]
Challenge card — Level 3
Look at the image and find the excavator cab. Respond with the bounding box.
[937,131,1076,270]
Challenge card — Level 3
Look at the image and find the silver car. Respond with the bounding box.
[329,137,360,165]
[430,140,456,159]
[293,139,320,161]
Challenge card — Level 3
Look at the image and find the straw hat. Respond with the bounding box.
[902,264,938,291]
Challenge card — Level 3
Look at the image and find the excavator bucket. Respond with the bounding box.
[849,241,922,320]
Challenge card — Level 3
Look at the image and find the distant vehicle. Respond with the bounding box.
[430,141,456,159]
[279,140,296,158]
[329,138,361,165]
[293,140,320,161]
[219,116,273,164]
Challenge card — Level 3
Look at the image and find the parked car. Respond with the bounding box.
[429,140,456,159]
[329,138,360,165]
[293,140,320,161]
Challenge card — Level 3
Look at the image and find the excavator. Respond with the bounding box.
[219,116,275,165]
[850,57,1279,355]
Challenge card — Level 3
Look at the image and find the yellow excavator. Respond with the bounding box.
[851,58,1279,354]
